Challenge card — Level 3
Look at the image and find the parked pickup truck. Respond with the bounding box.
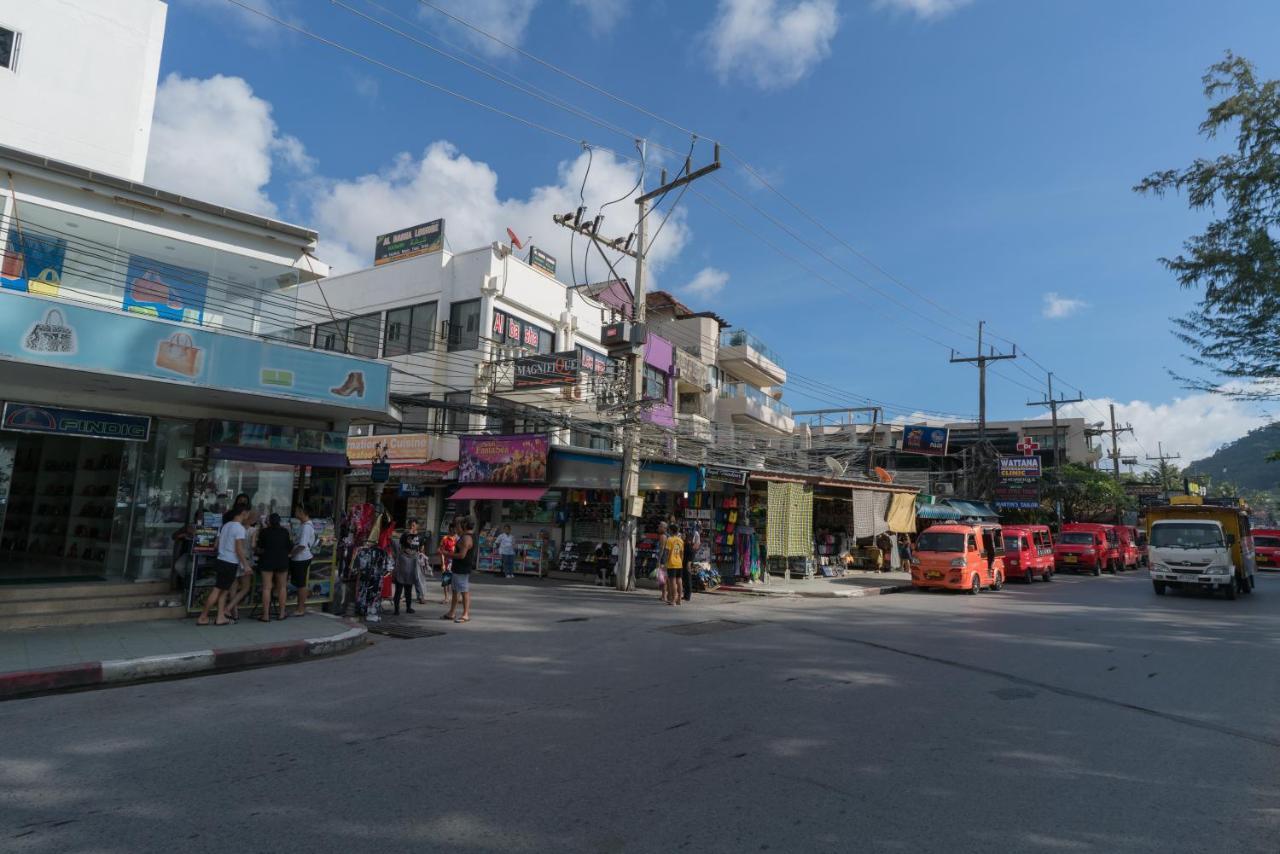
[1146,499,1256,599]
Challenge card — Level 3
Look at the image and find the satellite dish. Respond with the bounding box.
[874,466,894,484]
[825,456,848,477]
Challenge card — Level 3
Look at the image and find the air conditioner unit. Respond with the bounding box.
[935,482,955,495]
[562,384,584,402]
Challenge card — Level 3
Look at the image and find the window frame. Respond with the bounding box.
[493,307,554,355]
[643,365,667,402]
[0,26,20,73]
[384,300,438,357]
[444,390,471,433]
[447,299,482,351]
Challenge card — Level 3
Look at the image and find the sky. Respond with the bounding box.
[146,0,1280,467]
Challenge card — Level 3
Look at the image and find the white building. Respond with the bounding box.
[0,0,167,181]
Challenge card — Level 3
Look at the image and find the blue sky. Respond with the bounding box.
[150,0,1280,463]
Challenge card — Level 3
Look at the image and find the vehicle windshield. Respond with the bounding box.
[1254,536,1280,549]
[1005,538,1021,551]
[1059,532,1094,545]
[916,531,965,553]
[1151,523,1225,549]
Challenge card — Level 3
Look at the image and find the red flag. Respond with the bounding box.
[506,228,523,250]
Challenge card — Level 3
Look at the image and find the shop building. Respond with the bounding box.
[0,145,392,627]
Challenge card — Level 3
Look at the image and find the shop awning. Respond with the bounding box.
[208,445,349,469]
[946,500,1000,520]
[450,485,548,501]
[917,502,963,520]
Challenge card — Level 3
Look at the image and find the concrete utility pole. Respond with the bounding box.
[1146,442,1182,492]
[1106,403,1134,484]
[949,321,1016,441]
[1027,373,1085,526]
[555,140,719,590]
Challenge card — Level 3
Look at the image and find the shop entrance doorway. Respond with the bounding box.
[0,434,128,583]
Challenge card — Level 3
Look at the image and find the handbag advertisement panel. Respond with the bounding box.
[122,254,208,325]
[0,290,390,410]
[1,228,67,297]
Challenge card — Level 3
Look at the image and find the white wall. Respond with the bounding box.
[0,0,166,181]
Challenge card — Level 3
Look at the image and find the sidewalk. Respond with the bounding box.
[0,611,367,701]
[715,569,914,599]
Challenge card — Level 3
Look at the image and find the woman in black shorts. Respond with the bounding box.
[198,507,251,626]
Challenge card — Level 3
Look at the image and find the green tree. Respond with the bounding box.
[1044,464,1134,522]
[1135,53,1280,399]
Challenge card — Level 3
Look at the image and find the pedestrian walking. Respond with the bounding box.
[664,525,685,605]
[392,519,423,615]
[290,506,317,616]
[256,513,291,622]
[656,521,669,601]
[683,522,701,601]
[222,510,259,620]
[497,524,516,578]
[439,521,458,604]
[198,507,251,626]
[442,517,476,623]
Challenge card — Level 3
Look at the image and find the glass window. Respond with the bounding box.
[1150,523,1225,549]
[916,531,965,553]
[445,391,471,433]
[448,299,482,351]
[1255,536,1280,549]
[1059,532,1095,545]
[347,313,381,358]
[643,366,666,401]
[384,301,437,357]
[315,320,347,352]
[0,28,18,71]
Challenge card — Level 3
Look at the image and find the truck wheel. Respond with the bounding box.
[1153,581,1166,595]
[1224,579,1238,600]
[1043,568,1053,582]
[991,571,1003,591]
[969,574,981,595]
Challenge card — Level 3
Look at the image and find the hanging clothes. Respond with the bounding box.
[354,543,391,621]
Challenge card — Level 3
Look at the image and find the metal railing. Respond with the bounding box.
[719,382,793,418]
[720,328,784,368]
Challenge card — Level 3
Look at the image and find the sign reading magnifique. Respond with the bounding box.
[374,219,444,266]
[513,351,582,388]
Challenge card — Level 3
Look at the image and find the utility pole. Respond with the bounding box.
[1027,373,1085,525]
[1145,442,1182,493]
[555,140,720,590]
[1106,404,1134,483]
[949,321,1016,441]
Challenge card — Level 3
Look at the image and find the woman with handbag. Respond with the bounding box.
[256,513,292,622]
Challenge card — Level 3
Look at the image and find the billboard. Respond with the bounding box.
[374,219,444,266]
[122,254,208,325]
[528,246,556,276]
[998,456,1042,480]
[513,351,581,388]
[994,483,1041,510]
[458,434,549,483]
[901,425,949,456]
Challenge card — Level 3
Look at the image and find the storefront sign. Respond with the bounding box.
[704,465,748,486]
[459,434,549,483]
[374,219,444,266]
[994,482,1041,510]
[0,290,391,412]
[998,456,1042,480]
[399,483,428,497]
[209,421,347,455]
[1,402,151,441]
[513,351,581,388]
[348,433,431,464]
[901,425,949,456]
[528,246,556,276]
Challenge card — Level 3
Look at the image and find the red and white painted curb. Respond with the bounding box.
[714,583,913,599]
[0,623,367,701]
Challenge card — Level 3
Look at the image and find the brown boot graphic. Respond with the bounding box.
[331,371,365,398]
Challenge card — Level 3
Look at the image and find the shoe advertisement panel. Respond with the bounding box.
[0,289,390,411]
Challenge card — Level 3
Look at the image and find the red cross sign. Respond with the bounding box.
[1016,438,1040,455]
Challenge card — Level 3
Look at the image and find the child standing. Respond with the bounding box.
[438,521,458,605]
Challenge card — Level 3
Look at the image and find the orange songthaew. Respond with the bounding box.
[910,523,1006,593]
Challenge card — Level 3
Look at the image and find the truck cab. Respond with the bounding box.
[1055,523,1115,575]
[1251,528,1280,570]
[1146,500,1257,599]
[910,523,1005,593]
[1001,524,1054,582]
[1115,526,1141,570]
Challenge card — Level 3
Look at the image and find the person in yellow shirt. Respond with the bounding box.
[664,527,685,605]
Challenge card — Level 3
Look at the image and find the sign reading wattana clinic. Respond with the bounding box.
[458,435,549,483]
[996,455,1042,509]
[998,456,1042,479]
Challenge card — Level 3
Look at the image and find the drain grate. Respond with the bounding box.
[367,623,447,640]
[660,619,752,636]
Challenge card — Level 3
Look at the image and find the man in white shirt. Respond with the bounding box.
[497,525,516,578]
[198,506,251,626]
[290,506,318,616]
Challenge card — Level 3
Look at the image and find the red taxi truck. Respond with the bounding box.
[1252,528,1280,570]
[1000,524,1054,583]
[1055,523,1119,575]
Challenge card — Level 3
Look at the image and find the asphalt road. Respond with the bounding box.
[3,570,1279,853]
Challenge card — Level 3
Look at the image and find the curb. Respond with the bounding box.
[716,583,913,599]
[0,622,368,702]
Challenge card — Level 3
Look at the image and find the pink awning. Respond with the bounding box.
[450,485,548,501]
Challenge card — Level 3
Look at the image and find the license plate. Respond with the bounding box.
[925,570,942,580]
[1065,556,1077,563]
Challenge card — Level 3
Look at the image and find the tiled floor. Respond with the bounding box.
[0,612,354,673]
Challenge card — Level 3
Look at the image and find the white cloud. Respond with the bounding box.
[1055,395,1272,466]
[306,142,689,277]
[707,0,839,90]
[876,0,974,20]
[145,74,310,217]
[682,267,730,298]
[176,0,291,37]
[570,0,627,34]
[1042,292,1088,319]
[424,0,540,56]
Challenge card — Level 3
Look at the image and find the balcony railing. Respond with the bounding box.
[719,382,792,418]
[721,328,784,368]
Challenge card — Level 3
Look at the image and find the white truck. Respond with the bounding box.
[1146,499,1257,599]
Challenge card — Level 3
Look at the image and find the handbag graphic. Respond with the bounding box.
[23,309,76,353]
[155,332,202,376]
[27,268,62,297]
[1,249,23,280]
[131,269,173,305]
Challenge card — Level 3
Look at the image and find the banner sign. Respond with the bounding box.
[459,434,549,483]
[513,351,581,388]
[998,456,1042,480]
[1123,483,1163,497]
[704,465,748,486]
[0,290,391,412]
[901,425,950,456]
[2,402,151,442]
[374,219,444,266]
[348,433,432,464]
[1,228,66,297]
[994,482,1041,510]
[528,246,556,276]
[122,255,208,325]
